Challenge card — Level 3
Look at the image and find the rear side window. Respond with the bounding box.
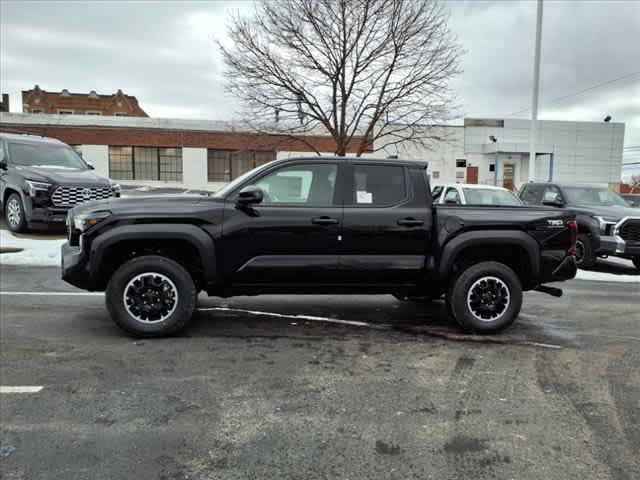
[352,164,406,206]
[432,186,443,202]
[520,184,542,204]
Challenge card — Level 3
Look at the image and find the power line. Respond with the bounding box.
[506,71,640,118]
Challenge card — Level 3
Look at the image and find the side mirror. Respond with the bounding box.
[543,195,565,207]
[236,185,264,206]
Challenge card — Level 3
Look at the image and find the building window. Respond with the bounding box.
[431,171,440,179]
[86,111,102,116]
[109,146,134,180]
[456,159,467,168]
[159,147,182,181]
[109,146,182,181]
[207,149,276,182]
[58,109,74,115]
[489,164,495,172]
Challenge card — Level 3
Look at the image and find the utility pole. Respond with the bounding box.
[528,0,543,182]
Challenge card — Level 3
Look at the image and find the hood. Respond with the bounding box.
[72,194,223,218]
[568,203,640,221]
[16,165,111,186]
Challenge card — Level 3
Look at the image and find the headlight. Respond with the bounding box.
[73,210,111,232]
[25,180,51,196]
[593,216,616,234]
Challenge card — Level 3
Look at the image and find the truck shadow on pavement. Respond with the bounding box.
[184,296,576,350]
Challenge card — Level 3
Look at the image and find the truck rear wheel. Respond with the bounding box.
[106,255,196,337]
[449,261,522,334]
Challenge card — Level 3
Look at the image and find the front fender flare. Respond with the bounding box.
[439,230,540,280]
[88,224,216,284]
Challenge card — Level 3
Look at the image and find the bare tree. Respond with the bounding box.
[220,0,462,156]
[631,174,640,193]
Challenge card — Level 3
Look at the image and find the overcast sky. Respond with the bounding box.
[1,0,639,163]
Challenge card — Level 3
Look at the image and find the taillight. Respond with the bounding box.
[567,220,578,255]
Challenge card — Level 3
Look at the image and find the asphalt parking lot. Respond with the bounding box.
[1,265,639,480]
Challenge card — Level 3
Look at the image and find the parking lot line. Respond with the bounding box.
[0,386,44,393]
[0,291,103,296]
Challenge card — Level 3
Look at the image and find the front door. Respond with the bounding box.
[220,161,343,285]
[339,163,432,284]
[503,164,515,191]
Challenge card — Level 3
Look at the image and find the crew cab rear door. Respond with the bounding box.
[339,162,432,284]
[220,160,344,284]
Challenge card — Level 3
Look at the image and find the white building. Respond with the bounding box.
[382,118,625,190]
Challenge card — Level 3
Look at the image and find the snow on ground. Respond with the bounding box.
[0,229,65,266]
[1,227,639,283]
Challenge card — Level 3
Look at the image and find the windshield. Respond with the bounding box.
[8,141,88,170]
[213,160,278,198]
[562,187,629,207]
[463,188,522,206]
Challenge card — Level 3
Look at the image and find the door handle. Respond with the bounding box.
[397,218,424,227]
[311,216,339,225]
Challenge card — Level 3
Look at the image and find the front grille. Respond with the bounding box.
[52,186,113,207]
[618,219,640,244]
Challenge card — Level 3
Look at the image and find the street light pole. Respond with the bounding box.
[528,0,543,182]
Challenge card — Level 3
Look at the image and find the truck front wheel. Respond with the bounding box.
[449,261,523,334]
[106,255,197,337]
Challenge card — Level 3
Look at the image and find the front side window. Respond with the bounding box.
[8,142,87,170]
[543,186,563,203]
[254,163,338,206]
[563,186,628,207]
[352,164,406,206]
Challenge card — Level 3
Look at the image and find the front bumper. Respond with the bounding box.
[61,242,90,289]
[596,235,640,258]
[27,205,69,228]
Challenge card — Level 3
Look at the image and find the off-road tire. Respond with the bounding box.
[5,193,27,233]
[106,255,196,337]
[575,233,596,268]
[449,261,523,334]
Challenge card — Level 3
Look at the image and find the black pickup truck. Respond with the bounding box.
[61,157,577,337]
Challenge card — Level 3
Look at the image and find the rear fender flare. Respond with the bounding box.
[439,230,540,280]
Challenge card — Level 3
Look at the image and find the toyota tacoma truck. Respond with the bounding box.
[61,157,577,337]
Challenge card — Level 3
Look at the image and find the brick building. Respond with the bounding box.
[22,85,148,117]
[0,113,369,191]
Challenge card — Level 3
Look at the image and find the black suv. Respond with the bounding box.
[0,132,120,232]
[519,182,640,269]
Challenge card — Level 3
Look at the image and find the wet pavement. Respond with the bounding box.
[1,266,639,479]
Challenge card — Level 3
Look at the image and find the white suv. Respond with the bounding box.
[432,184,522,206]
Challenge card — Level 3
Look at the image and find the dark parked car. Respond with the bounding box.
[621,194,640,208]
[62,156,577,337]
[0,132,120,232]
[519,182,640,269]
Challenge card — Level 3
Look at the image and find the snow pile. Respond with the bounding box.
[575,267,640,283]
[0,229,65,266]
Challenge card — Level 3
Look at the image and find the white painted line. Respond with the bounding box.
[0,291,103,296]
[197,306,389,329]
[520,341,562,349]
[0,386,44,393]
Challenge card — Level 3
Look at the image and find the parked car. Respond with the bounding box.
[519,182,640,269]
[0,132,120,232]
[432,184,522,206]
[62,156,577,337]
[621,193,640,208]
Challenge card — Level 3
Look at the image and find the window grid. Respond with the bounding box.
[109,146,133,180]
[159,147,183,182]
[207,149,276,182]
